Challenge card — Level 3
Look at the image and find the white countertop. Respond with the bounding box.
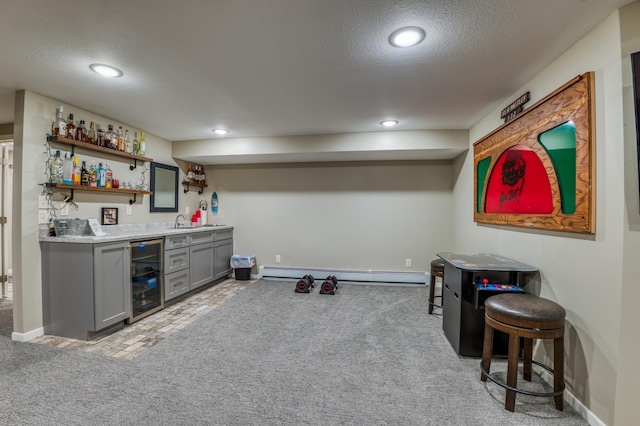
[39,222,233,244]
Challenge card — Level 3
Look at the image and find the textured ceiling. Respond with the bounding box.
[0,0,635,142]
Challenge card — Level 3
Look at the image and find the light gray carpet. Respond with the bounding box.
[0,280,587,425]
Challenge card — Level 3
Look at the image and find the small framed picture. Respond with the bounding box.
[101,207,119,225]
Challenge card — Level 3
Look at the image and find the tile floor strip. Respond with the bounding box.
[30,278,256,360]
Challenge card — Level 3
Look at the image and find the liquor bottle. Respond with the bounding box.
[105,163,113,188]
[97,127,105,147]
[72,156,81,185]
[96,163,106,187]
[80,161,89,186]
[76,120,87,142]
[124,129,132,154]
[66,114,76,140]
[54,106,66,137]
[187,165,194,183]
[89,161,97,187]
[106,124,117,150]
[138,131,146,156]
[117,126,125,151]
[62,152,73,184]
[133,131,139,155]
[50,150,63,183]
[87,121,97,144]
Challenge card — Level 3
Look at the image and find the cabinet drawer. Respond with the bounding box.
[190,231,214,245]
[214,229,233,241]
[165,234,189,249]
[164,247,190,274]
[164,269,190,301]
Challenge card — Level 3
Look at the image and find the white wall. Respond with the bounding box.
[453,10,632,425]
[12,90,203,338]
[205,160,454,272]
[615,2,640,425]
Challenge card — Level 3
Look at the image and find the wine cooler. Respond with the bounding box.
[129,239,164,323]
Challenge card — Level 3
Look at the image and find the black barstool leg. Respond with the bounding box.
[428,272,436,314]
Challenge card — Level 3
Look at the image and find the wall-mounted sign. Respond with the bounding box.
[474,73,595,234]
[501,92,530,122]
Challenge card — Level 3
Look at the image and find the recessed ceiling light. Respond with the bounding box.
[380,120,399,127]
[89,63,123,78]
[389,26,426,48]
[212,129,229,135]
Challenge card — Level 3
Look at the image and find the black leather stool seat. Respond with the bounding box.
[429,258,444,314]
[481,293,566,412]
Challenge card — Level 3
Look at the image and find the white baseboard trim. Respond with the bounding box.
[536,366,604,426]
[12,327,44,342]
[259,265,427,286]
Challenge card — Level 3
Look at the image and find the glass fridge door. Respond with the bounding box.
[129,239,164,323]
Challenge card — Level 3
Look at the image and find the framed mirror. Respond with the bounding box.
[150,162,179,212]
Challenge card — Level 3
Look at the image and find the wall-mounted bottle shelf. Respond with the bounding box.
[182,182,207,194]
[48,135,153,170]
[46,183,152,205]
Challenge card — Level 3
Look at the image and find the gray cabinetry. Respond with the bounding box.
[190,241,215,290]
[165,269,190,300]
[213,230,233,279]
[42,240,131,340]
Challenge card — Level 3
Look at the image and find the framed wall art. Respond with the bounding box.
[473,72,596,234]
[101,207,119,225]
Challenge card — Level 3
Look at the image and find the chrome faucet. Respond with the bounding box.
[175,214,186,228]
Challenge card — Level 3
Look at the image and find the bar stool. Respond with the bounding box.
[480,293,565,412]
[428,258,444,314]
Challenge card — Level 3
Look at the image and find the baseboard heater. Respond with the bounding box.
[258,266,428,287]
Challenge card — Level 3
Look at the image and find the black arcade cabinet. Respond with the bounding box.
[436,252,538,357]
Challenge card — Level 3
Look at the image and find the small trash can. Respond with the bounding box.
[231,254,255,281]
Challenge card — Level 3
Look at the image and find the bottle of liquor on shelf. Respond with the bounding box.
[86,121,97,144]
[66,114,76,140]
[187,165,195,183]
[75,120,87,142]
[50,150,63,183]
[62,152,73,184]
[89,161,97,187]
[54,106,66,137]
[105,163,113,188]
[106,124,117,150]
[117,126,125,151]
[96,163,106,187]
[80,161,89,186]
[138,131,146,156]
[72,156,81,185]
[133,131,139,155]
[124,129,132,154]
[97,127,105,147]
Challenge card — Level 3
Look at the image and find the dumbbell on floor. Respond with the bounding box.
[319,275,338,295]
[294,274,315,293]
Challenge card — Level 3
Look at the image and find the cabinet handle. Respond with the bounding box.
[444,283,449,291]
[454,292,459,300]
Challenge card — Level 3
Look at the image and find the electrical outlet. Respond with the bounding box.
[185,206,190,215]
[405,258,412,267]
[38,211,49,224]
[38,195,47,209]
[276,255,281,263]
[60,203,69,216]
[126,205,132,215]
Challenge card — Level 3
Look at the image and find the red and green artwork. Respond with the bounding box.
[473,73,595,234]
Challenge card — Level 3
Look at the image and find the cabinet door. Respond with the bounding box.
[214,238,233,279]
[93,241,131,329]
[189,243,214,290]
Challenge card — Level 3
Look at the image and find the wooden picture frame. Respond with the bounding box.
[101,207,119,225]
[473,72,595,234]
